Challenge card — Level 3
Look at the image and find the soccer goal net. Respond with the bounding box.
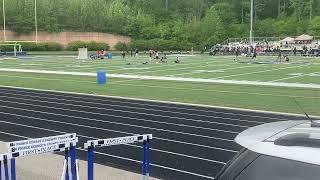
[77,48,88,60]
[0,43,22,56]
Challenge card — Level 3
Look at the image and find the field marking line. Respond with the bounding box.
[0,74,96,83]
[272,71,320,82]
[215,64,310,79]
[272,74,306,82]
[107,82,320,99]
[1,73,319,100]
[2,59,231,73]
[2,85,318,119]
[0,103,236,141]
[0,89,267,124]
[2,68,320,89]
[0,112,237,153]
[171,64,261,77]
[0,93,252,128]
[126,62,235,75]
[2,58,150,69]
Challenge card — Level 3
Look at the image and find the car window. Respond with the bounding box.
[236,155,320,180]
[215,149,259,180]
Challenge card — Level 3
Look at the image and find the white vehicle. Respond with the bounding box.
[216,120,320,180]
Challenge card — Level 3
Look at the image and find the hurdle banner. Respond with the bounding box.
[8,133,76,151]
[84,134,152,180]
[4,133,78,180]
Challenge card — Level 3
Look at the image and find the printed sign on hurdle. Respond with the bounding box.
[3,133,78,180]
[84,134,152,180]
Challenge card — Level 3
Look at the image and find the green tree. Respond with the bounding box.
[308,16,320,35]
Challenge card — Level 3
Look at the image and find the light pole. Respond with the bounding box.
[35,0,38,43]
[2,0,6,42]
[250,0,254,46]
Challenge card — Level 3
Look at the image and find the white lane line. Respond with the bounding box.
[0,117,233,163]
[0,130,216,179]
[0,130,226,165]
[0,90,263,125]
[0,131,29,139]
[0,104,235,142]
[0,84,312,120]
[0,98,242,134]
[0,94,249,129]
[216,64,309,79]
[0,111,237,153]
[92,149,217,179]
[0,87,306,121]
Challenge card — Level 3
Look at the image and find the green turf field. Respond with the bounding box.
[0,54,320,116]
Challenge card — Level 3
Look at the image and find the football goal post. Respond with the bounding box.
[1,0,38,43]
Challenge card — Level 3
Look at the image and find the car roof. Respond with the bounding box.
[235,120,320,165]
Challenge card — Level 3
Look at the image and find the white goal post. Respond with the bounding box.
[0,43,22,56]
[2,0,38,43]
[77,48,88,60]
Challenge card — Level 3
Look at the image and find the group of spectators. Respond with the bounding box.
[211,41,320,57]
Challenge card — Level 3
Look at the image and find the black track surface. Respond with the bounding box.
[0,87,307,180]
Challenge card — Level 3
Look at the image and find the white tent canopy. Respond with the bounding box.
[280,37,295,43]
[295,34,313,41]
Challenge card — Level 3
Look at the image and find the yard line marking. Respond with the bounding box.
[272,74,306,82]
[215,64,310,79]
[62,60,226,72]
[272,71,320,82]
[0,130,217,179]
[0,87,308,121]
[0,90,264,125]
[172,64,260,77]
[127,62,235,75]
[0,94,249,129]
[0,104,236,141]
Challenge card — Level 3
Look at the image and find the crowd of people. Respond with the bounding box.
[211,41,320,57]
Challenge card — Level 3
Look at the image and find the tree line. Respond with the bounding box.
[1,0,320,48]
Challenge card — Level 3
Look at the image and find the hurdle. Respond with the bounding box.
[4,133,79,180]
[84,134,152,180]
